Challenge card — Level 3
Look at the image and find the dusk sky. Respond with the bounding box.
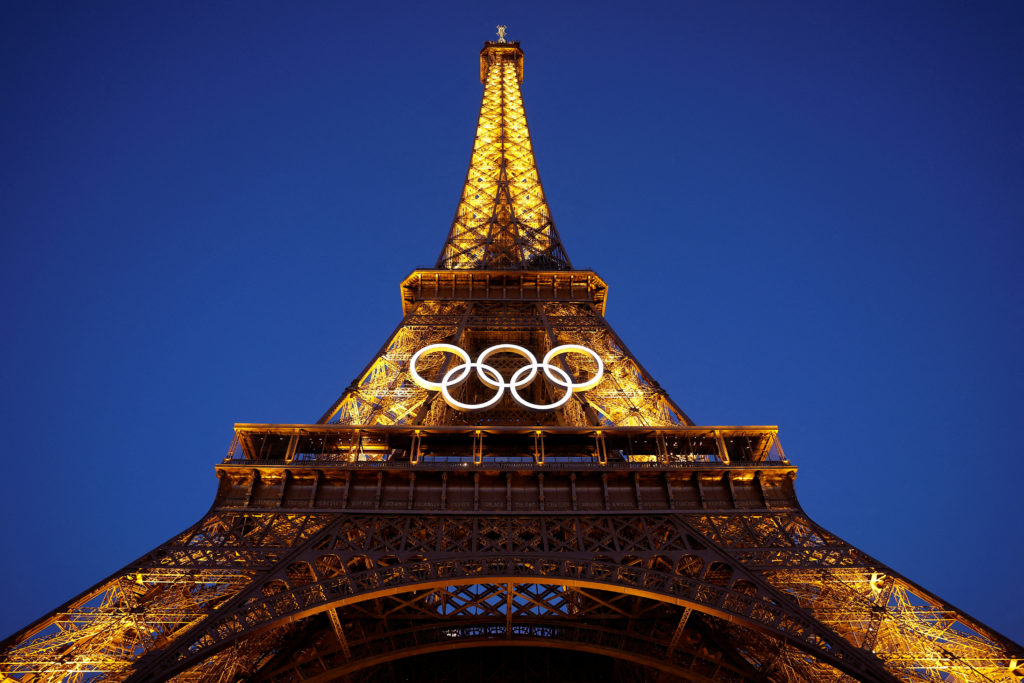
[1,2,1021,645]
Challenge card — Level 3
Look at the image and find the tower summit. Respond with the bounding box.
[1,37,1021,683]
[438,37,570,270]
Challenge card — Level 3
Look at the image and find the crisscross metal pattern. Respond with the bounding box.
[437,43,570,270]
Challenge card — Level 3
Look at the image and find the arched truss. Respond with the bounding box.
[138,556,890,682]
[7,509,1018,682]
[173,582,851,682]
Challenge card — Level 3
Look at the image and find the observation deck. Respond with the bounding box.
[400,269,608,315]
[215,424,798,515]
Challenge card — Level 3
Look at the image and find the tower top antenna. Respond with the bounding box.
[496,25,507,43]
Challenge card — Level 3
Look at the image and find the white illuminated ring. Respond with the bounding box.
[408,343,604,412]
[477,344,538,388]
[510,362,573,411]
[408,344,471,391]
[440,361,505,411]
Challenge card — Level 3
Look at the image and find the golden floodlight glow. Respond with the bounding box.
[5,36,1019,683]
[438,42,569,270]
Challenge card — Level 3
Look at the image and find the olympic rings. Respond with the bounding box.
[408,343,604,412]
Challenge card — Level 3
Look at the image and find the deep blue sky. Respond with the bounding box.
[1,1,1021,645]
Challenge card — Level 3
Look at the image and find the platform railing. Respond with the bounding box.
[223,425,788,468]
[218,458,794,472]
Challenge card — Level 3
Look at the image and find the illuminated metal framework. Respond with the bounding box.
[437,41,570,270]
[1,38,1020,683]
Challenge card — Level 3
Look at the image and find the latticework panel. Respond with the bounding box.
[110,512,897,681]
[322,298,689,430]
[437,44,569,270]
[243,587,765,682]
[0,571,249,683]
[686,512,1023,682]
[0,511,334,682]
[543,303,688,427]
[168,624,301,683]
[8,506,1015,682]
[324,301,467,427]
[706,621,850,682]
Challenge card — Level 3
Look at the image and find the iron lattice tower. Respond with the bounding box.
[2,38,1021,683]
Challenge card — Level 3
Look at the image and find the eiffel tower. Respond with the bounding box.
[2,34,1021,683]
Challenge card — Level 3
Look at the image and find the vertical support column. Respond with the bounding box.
[601,473,610,510]
[769,431,787,463]
[440,472,448,510]
[348,430,362,462]
[284,433,299,463]
[756,471,771,509]
[238,431,257,461]
[341,474,351,509]
[656,431,668,463]
[570,473,578,511]
[411,431,422,465]
[407,473,416,511]
[505,583,514,637]
[715,429,730,464]
[308,471,320,507]
[533,431,545,465]
[473,431,484,465]
[275,471,287,507]
[664,472,676,509]
[725,472,738,509]
[242,472,256,507]
[594,431,607,465]
[538,473,545,511]
[225,431,241,461]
